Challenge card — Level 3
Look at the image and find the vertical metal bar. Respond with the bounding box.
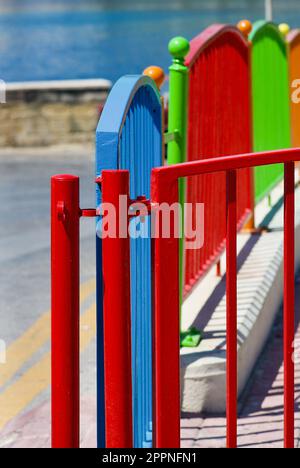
[151,171,180,448]
[265,0,273,21]
[51,174,80,449]
[226,170,238,449]
[101,170,133,448]
[284,162,295,449]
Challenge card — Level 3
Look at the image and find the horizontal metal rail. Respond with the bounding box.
[152,148,300,182]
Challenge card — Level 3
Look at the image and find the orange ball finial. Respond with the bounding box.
[143,66,165,89]
[237,20,253,38]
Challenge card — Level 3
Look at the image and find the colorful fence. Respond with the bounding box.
[51,18,300,449]
[183,24,253,295]
[287,29,300,148]
[249,21,291,201]
[96,75,162,448]
[51,147,300,448]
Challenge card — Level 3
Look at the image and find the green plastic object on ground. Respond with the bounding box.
[250,21,291,202]
[180,328,203,348]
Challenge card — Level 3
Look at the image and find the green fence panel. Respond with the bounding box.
[250,21,291,202]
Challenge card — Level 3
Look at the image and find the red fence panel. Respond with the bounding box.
[184,25,253,296]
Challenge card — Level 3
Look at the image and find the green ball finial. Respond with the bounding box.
[168,37,190,61]
[279,23,290,37]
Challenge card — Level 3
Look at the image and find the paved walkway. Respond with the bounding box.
[0,147,96,443]
[181,275,300,449]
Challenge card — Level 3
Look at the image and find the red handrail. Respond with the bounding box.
[151,148,299,448]
[152,148,300,180]
[51,147,299,449]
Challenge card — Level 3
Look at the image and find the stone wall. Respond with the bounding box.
[0,79,111,147]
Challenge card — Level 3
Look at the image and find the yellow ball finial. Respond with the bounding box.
[279,23,290,37]
[143,66,165,89]
[237,19,253,38]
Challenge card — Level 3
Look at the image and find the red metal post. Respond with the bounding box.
[151,170,181,448]
[226,170,238,449]
[51,174,80,449]
[284,162,295,449]
[101,170,133,448]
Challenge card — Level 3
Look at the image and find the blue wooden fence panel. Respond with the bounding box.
[96,75,162,448]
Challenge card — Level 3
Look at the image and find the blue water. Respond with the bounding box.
[0,0,300,83]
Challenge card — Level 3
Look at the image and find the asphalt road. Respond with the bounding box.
[0,146,97,438]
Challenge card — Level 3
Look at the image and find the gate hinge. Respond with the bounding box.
[164,129,180,144]
[95,177,158,221]
[80,209,97,218]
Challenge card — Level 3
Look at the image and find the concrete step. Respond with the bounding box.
[181,180,300,413]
